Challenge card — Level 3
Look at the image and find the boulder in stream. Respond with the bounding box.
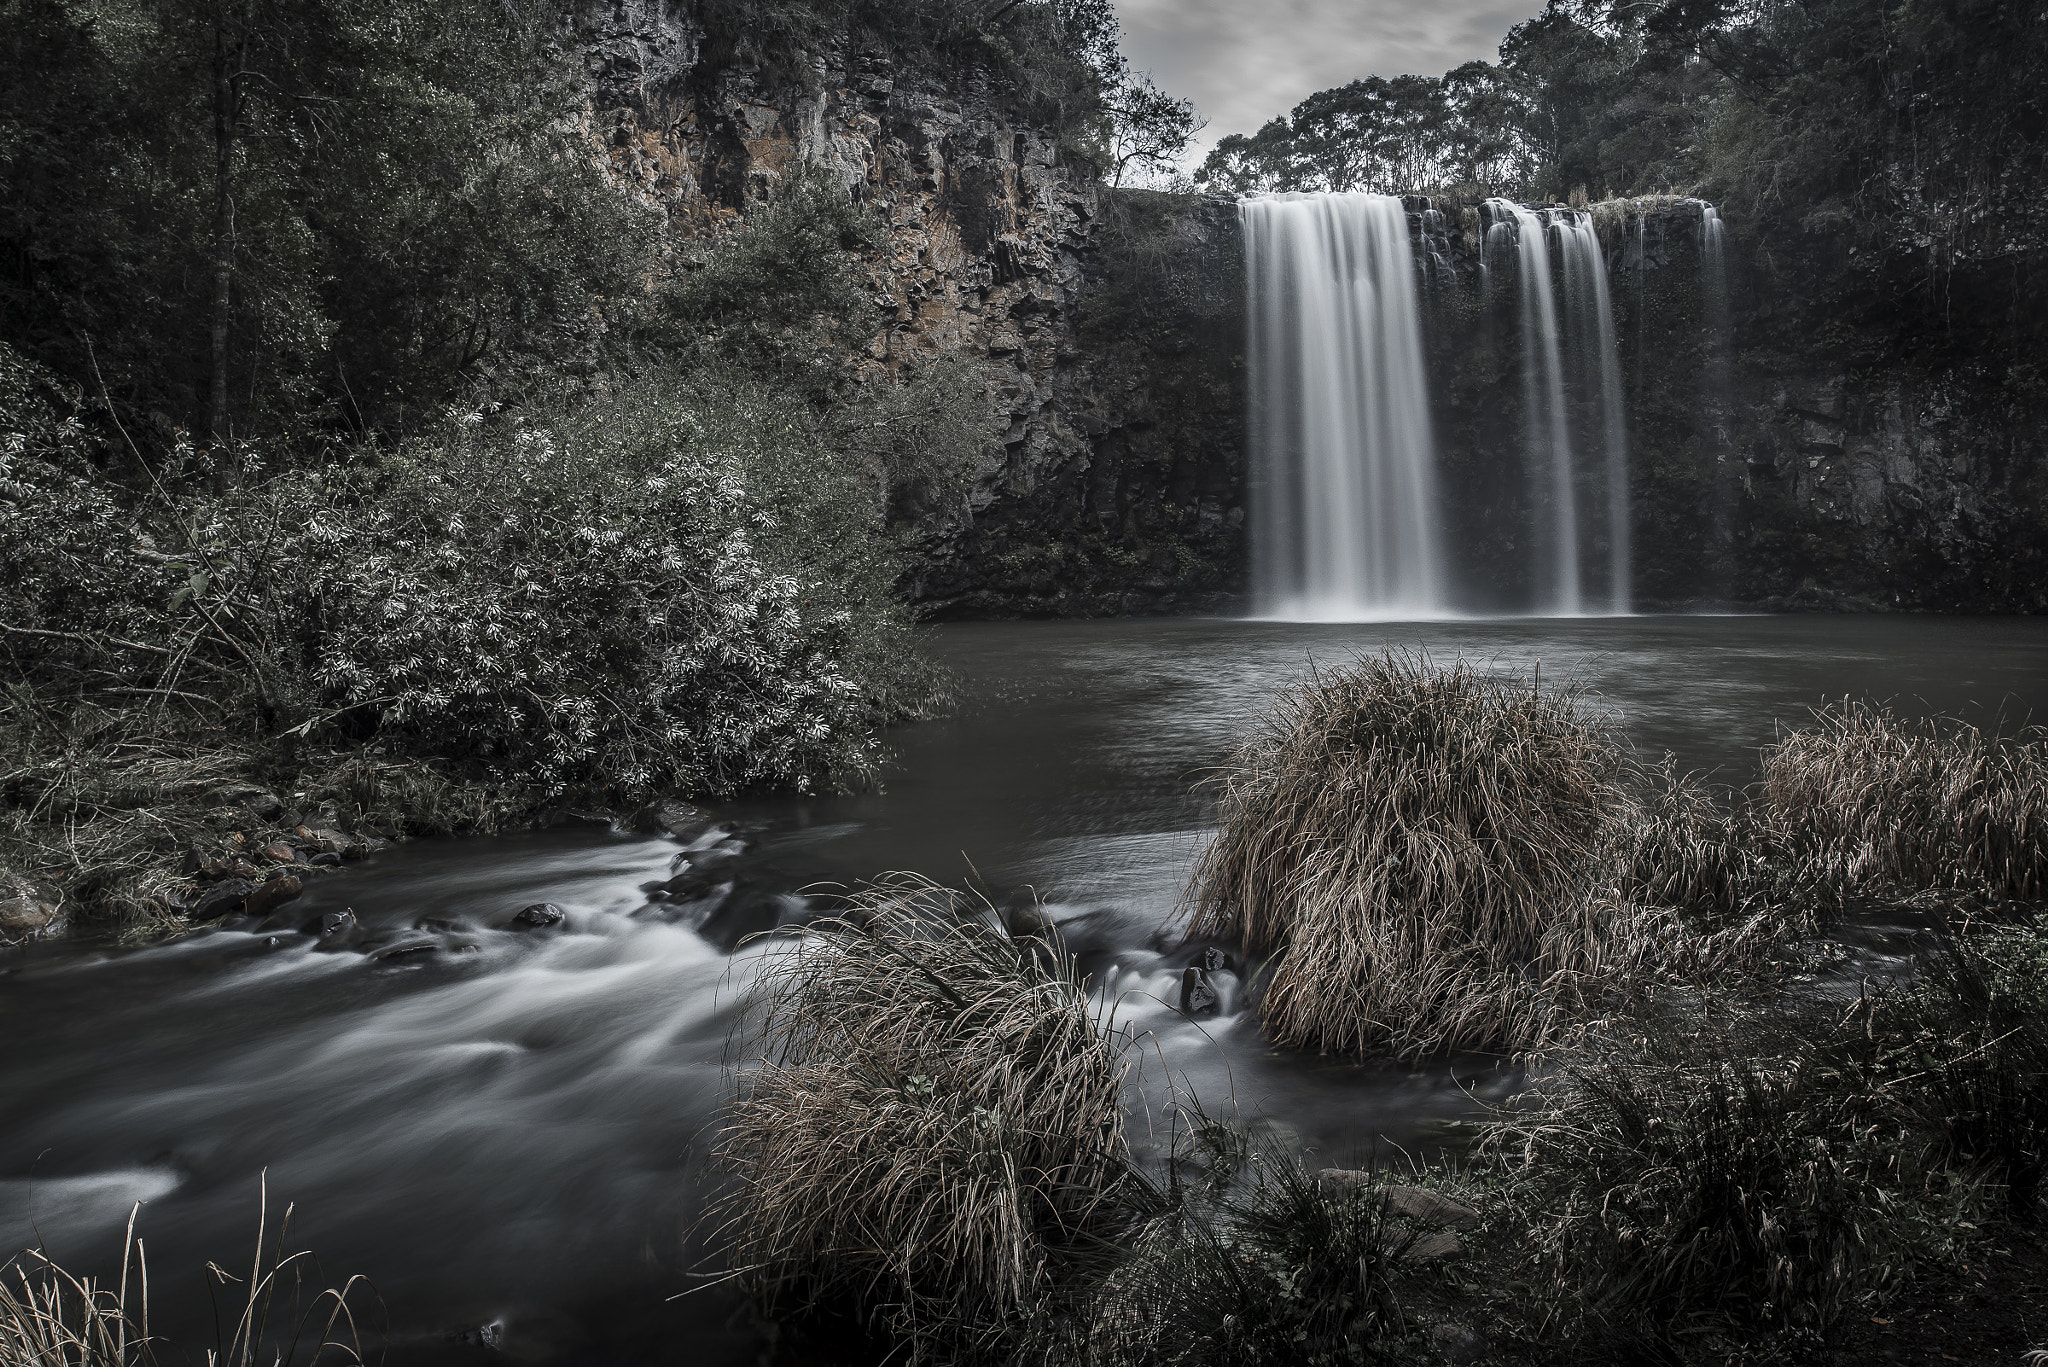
[191,878,255,921]
[0,874,61,939]
[510,902,565,929]
[246,875,303,918]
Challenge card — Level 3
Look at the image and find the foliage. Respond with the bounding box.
[1487,921,2048,1354]
[1487,1010,1905,1346]
[0,0,655,444]
[1042,1128,1426,1367]
[711,874,1132,1365]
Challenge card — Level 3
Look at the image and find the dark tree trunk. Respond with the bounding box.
[208,7,241,451]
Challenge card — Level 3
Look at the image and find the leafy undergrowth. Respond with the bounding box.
[1,336,959,940]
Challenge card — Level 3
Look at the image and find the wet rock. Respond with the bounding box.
[1179,965,1219,1016]
[260,842,300,865]
[213,783,284,820]
[369,937,439,961]
[0,874,61,939]
[1198,945,1233,974]
[191,878,256,921]
[1002,901,1055,937]
[510,902,565,929]
[1407,1231,1464,1263]
[296,826,350,855]
[246,875,304,918]
[320,909,357,939]
[1314,1174,1484,1232]
[309,851,342,868]
[1428,1320,1486,1363]
[630,798,715,841]
[1382,1185,1482,1231]
[694,883,804,953]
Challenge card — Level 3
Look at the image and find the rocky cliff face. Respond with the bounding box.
[573,1,1245,617]
[572,4,2041,618]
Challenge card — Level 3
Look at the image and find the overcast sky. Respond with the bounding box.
[1113,0,1546,169]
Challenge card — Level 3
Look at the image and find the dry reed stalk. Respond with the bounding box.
[0,1209,147,1367]
[1188,653,1771,1061]
[711,874,1132,1363]
[1759,701,2048,902]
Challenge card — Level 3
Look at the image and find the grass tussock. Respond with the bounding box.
[1759,700,2048,903]
[711,874,1131,1363]
[1188,653,1769,1060]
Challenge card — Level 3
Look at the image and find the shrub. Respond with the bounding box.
[711,874,1132,1363]
[2,344,948,805]
[1758,701,2048,903]
[1186,652,1761,1060]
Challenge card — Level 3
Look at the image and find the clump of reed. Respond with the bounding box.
[1,1183,371,1367]
[1188,653,1760,1060]
[710,874,1132,1363]
[1758,700,2048,903]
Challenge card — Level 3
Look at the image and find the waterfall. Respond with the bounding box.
[1559,214,1631,614]
[1489,200,1581,615]
[1698,203,1735,579]
[1242,192,1446,621]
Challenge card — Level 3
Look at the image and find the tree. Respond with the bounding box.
[1102,67,1204,187]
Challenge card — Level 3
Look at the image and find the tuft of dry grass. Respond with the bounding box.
[710,874,1133,1362]
[0,1210,148,1367]
[1187,653,1767,1061]
[1759,701,2048,904]
[1,1183,371,1367]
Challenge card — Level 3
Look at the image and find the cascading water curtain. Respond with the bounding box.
[1485,199,1633,616]
[1242,192,1447,622]
[1559,214,1632,615]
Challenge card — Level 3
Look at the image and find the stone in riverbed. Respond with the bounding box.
[1179,965,1219,1016]
[0,874,61,939]
[510,902,565,929]
[260,842,300,865]
[212,783,283,820]
[191,878,255,921]
[1313,1173,1483,1232]
[246,875,303,918]
[320,909,357,938]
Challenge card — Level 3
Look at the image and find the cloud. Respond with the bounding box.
[1112,0,1543,167]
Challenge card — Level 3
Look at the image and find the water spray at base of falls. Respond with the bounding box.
[1243,192,1447,622]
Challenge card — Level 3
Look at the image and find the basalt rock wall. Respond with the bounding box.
[574,1,1246,618]
[1419,191,2048,613]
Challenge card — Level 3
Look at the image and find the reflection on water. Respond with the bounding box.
[0,615,2041,1361]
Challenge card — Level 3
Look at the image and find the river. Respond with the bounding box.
[2,615,2043,1363]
